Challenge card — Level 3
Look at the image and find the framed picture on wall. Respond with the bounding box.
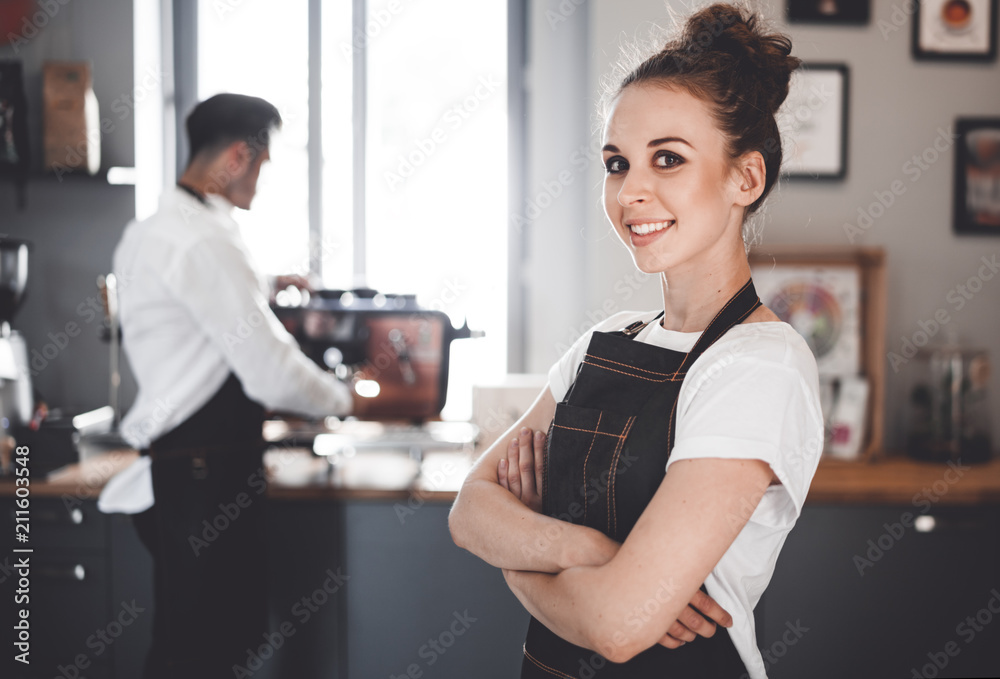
[787,0,871,23]
[779,63,849,180]
[913,0,998,61]
[954,118,1000,235]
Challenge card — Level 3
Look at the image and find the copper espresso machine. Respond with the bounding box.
[270,288,482,461]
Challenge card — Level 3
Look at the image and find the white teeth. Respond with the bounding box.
[629,221,673,235]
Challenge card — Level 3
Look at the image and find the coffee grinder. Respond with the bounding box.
[0,238,34,469]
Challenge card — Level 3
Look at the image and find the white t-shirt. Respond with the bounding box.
[547,310,824,679]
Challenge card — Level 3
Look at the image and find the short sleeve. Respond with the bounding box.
[546,311,644,402]
[667,355,824,527]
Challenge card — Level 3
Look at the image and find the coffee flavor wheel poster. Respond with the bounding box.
[750,265,862,377]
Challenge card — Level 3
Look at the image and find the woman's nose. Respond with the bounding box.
[617,167,651,206]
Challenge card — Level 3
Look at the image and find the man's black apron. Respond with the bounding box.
[522,278,762,678]
[132,372,266,679]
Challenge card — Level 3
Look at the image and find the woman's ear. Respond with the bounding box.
[733,151,766,208]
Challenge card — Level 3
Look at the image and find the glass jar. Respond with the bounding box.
[906,345,993,463]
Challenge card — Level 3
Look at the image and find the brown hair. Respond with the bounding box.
[611,3,801,218]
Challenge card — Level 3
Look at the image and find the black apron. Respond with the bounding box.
[132,372,267,679]
[522,278,761,679]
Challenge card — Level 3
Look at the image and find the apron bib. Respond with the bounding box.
[523,278,762,678]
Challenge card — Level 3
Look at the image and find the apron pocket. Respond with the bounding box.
[545,403,636,537]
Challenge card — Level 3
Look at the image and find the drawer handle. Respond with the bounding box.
[23,508,85,526]
[38,564,86,582]
[915,515,991,533]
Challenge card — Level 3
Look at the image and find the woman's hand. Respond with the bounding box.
[656,588,733,649]
[497,427,734,650]
[497,426,545,513]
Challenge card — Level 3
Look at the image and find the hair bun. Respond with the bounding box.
[678,4,801,114]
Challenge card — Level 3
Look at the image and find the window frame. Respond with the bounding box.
[172,0,528,372]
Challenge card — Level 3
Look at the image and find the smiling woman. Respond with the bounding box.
[449,3,824,678]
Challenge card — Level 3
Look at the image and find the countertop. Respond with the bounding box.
[3,448,1000,505]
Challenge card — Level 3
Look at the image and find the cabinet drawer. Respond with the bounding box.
[3,498,108,553]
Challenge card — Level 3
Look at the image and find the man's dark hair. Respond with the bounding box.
[185,93,282,165]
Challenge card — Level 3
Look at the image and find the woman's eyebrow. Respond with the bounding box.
[648,136,694,149]
[602,137,695,153]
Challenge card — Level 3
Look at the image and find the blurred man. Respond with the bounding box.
[101,93,352,678]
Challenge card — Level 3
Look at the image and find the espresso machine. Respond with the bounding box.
[0,239,34,454]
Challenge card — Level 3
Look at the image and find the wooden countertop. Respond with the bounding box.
[3,449,1000,506]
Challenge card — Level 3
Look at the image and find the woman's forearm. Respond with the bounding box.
[505,565,691,663]
[450,478,614,572]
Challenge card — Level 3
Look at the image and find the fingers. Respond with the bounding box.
[689,589,733,630]
[506,437,522,497]
[498,458,509,491]
[665,618,698,643]
[675,603,717,639]
[533,430,546,496]
[657,632,686,649]
[518,428,537,500]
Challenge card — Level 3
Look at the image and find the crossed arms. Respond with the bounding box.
[448,386,775,663]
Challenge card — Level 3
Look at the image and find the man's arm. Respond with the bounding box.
[501,456,773,662]
[161,235,351,417]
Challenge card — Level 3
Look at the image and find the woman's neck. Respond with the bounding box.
[657,242,752,333]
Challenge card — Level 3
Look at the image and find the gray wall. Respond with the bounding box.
[0,0,137,413]
[522,0,1000,453]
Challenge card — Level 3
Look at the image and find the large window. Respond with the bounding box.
[197,0,508,419]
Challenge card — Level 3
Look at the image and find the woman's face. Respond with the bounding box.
[602,83,747,276]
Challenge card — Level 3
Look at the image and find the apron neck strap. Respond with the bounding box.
[676,277,762,373]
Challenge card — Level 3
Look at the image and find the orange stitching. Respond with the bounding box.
[581,412,602,526]
[584,353,675,377]
[666,398,679,457]
[523,645,575,678]
[582,359,686,383]
[551,423,627,438]
[608,415,636,536]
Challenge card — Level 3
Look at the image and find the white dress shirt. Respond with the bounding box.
[98,187,351,514]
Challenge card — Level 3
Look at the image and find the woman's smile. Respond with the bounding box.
[625,219,675,246]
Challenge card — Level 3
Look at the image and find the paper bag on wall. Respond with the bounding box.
[43,61,100,175]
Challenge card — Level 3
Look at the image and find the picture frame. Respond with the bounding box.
[779,63,849,180]
[954,117,1000,235]
[787,0,871,24]
[913,0,998,61]
[748,245,887,461]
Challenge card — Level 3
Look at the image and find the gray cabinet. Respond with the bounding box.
[5,498,997,678]
[760,505,1000,679]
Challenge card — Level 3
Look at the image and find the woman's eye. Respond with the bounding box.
[605,157,628,174]
[655,152,684,169]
